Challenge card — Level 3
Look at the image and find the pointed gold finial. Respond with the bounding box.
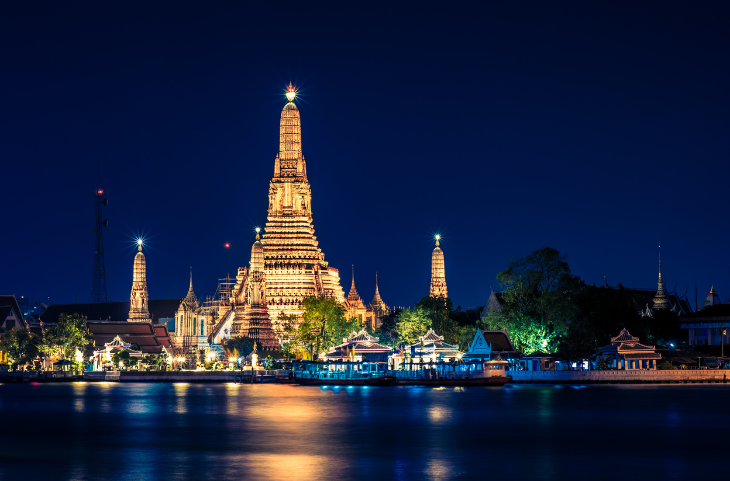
[255,227,261,241]
[285,83,297,102]
[137,238,143,252]
[434,234,441,247]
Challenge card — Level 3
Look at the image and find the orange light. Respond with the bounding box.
[225,243,230,248]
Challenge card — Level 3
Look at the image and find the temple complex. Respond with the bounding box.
[597,328,661,370]
[229,229,280,350]
[128,239,151,322]
[429,235,447,298]
[259,85,345,330]
[343,267,390,330]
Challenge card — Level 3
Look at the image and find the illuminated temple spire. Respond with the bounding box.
[652,245,671,310]
[128,239,151,322]
[348,265,361,302]
[234,228,279,350]
[371,272,383,306]
[429,235,447,298]
[257,84,345,332]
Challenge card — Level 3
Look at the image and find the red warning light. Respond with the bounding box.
[97,189,104,195]
[225,243,230,248]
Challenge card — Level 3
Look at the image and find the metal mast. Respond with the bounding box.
[91,172,108,302]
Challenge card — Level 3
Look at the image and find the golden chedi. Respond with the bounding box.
[231,229,280,350]
[429,235,447,298]
[260,85,345,332]
[128,239,152,322]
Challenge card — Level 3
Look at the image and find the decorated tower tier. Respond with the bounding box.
[260,85,345,331]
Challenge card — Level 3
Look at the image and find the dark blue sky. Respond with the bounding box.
[3,1,729,310]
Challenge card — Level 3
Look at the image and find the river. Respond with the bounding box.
[0,382,727,480]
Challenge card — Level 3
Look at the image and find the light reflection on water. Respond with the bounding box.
[0,383,729,480]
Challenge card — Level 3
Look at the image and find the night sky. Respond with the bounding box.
[3,1,729,311]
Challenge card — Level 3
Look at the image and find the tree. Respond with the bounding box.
[416,296,459,343]
[395,307,432,345]
[375,310,399,347]
[0,327,40,370]
[497,247,583,336]
[225,336,255,361]
[41,313,90,361]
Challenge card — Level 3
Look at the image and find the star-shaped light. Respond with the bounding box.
[285,83,297,102]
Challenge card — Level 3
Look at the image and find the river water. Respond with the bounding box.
[0,382,727,480]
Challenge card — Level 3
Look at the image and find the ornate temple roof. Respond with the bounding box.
[346,329,380,343]
[347,265,361,302]
[611,328,639,343]
[180,268,198,309]
[420,328,444,343]
[705,285,722,307]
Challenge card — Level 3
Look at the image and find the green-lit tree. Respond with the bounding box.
[0,327,41,370]
[395,306,432,345]
[225,336,255,362]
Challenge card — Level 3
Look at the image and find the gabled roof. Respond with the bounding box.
[346,329,379,343]
[481,330,518,353]
[420,328,444,342]
[681,304,730,319]
[0,295,29,329]
[611,328,639,343]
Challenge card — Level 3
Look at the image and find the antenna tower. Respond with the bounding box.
[91,169,109,302]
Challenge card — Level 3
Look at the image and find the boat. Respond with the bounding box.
[392,359,512,387]
[292,360,396,386]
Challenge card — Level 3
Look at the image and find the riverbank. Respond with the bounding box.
[3,369,730,384]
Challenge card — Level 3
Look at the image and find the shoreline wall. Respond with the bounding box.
[509,369,730,384]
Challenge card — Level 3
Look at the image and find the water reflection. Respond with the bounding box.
[0,383,728,480]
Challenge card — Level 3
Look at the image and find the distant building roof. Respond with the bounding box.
[481,330,518,354]
[0,295,29,330]
[87,321,172,354]
[39,299,182,324]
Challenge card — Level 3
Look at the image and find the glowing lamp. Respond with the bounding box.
[285,83,297,102]
[255,227,261,233]
[225,243,230,248]
[137,238,143,246]
[435,235,441,241]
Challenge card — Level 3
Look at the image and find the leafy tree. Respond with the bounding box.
[375,310,400,347]
[497,247,583,336]
[130,343,141,351]
[40,313,90,360]
[416,296,459,343]
[225,336,255,361]
[0,327,41,370]
[395,307,432,345]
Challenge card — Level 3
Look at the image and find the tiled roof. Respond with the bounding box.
[617,342,655,351]
[347,329,379,343]
[611,328,639,343]
[420,328,444,342]
[481,330,517,352]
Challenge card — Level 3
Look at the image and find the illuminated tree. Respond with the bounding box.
[0,327,41,370]
[395,306,432,345]
[40,313,90,361]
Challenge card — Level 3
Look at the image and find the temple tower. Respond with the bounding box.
[430,235,448,298]
[260,85,345,330]
[174,268,209,349]
[128,239,151,322]
[233,229,280,350]
[368,272,390,329]
[652,246,671,310]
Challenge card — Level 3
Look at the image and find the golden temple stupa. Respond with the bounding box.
[429,235,447,298]
[128,239,152,322]
[255,85,345,331]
